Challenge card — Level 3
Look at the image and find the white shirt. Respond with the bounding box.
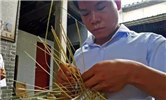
[74,24,166,100]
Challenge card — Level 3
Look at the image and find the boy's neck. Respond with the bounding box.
[94,25,120,46]
[94,34,113,46]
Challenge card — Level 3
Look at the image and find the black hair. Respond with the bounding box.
[73,0,117,10]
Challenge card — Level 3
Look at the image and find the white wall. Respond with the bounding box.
[122,2,166,22]
[16,30,54,94]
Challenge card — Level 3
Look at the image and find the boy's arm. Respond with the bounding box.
[82,59,166,100]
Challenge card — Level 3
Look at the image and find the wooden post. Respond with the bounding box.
[53,0,68,85]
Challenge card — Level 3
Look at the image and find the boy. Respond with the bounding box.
[56,0,166,100]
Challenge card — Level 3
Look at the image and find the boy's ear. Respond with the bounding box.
[115,0,121,10]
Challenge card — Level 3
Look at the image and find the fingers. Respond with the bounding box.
[91,82,109,93]
[56,63,79,86]
[56,70,72,85]
[56,70,69,84]
[81,64,106,92]
[56,63,69,84]
[84,75,99,88]
[82,67,95,82]
[59,63,71,75]
[91,83,103,92]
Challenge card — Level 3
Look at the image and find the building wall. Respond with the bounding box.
[128,20,166,37]
[16,30,54,95]
[0,0,19,99]
[122,2,166,22]
[0,41,17,99]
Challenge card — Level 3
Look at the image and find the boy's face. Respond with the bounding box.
[78,0,119,40]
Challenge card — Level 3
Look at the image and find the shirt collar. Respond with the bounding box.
[83,24,130,46]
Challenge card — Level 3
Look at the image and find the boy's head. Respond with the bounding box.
[73,0,120,45]
[73,0,121,10]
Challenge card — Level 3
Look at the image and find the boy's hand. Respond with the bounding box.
[82,59,135,93]
[55,63,80,99]
[55,63,77,86]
